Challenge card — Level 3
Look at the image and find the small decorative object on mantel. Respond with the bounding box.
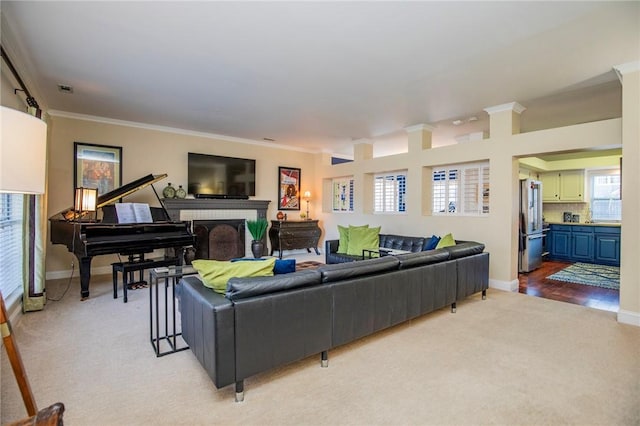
[175,185,187,199]
[162,182,176,199]
[246,219,269,258]
[276,211,285,220]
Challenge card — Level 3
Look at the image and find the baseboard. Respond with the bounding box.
[489,278,519,292]
[46,265,112,281]
[617,309,640,327]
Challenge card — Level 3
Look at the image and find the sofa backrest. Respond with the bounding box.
[443,241,485,259]
[394,248,450,269]
[317,256,400,283]
[226,269,322,300]
[379,234,425,252]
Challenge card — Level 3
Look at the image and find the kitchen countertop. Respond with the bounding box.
[545,222,621,227]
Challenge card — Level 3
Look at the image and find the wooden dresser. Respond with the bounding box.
[269,220,321,259]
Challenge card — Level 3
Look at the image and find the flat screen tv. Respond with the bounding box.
[188,152,256,198]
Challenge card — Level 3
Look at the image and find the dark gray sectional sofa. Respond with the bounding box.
[325,233,430,263]
[179,241,489,402]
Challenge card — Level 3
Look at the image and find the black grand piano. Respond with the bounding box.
[49,174,195,300]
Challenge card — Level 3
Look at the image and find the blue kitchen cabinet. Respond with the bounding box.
[594,226,621,266]
[571,227,594,262]
[549,225,571,259]
[547,224,620,266]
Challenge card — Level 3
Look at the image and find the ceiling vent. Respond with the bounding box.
[57,84,73,94]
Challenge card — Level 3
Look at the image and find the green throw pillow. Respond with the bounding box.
[192,257,276,294]
[337,224,369,254]
[435,233,456,249]
[346,226,381,256]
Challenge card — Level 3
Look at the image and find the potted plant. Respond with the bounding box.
[246,219,269,258]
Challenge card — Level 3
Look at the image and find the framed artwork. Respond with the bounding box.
[278,166,301,210]
[74,142,122,196]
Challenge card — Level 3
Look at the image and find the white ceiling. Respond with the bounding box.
[1,1,638,157]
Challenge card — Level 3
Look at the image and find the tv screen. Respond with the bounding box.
[188,153,256,197]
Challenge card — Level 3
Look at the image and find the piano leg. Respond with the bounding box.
[78,256,93,300]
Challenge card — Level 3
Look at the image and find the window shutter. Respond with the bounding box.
[0,194,24,299]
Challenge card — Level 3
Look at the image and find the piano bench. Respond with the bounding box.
[112,256,178,303]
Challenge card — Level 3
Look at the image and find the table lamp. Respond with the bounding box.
[303,190,311,220]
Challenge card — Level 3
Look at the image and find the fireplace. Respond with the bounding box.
[192,219,245,261]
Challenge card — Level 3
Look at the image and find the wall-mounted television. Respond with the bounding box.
[188,152,256,198]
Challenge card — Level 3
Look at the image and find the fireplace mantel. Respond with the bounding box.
[162,198,271,222]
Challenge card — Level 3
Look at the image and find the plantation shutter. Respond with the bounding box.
[0,194,24,299]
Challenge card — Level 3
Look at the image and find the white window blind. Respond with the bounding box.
[0,194,24,299]
[374,172,406,213]
[432,162,489,216]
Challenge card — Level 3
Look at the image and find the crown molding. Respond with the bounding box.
[404,123,435,133]
[613,60,640,83]
[46,110,318,154]
[483,102,526,115]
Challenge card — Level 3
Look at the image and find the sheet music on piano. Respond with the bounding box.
[115,203,154,224]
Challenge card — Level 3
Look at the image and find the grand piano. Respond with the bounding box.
[49,174,195,300]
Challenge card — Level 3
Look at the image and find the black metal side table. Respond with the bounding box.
[149,265,197,357]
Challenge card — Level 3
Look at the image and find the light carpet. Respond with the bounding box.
[546,262,620,290]
[2,274,639,425]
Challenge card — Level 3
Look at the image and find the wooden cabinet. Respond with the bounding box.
[594,227,621,265]
[541,170,584,202]
[547,224,619,266]
[269,220,321,259]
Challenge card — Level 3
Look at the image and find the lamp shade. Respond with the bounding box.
[74,187,98,212]
[303,190,312,200]
[0,106,47,194]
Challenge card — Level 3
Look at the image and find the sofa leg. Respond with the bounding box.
[451,302,456,313]
[321,350,328,368]
[482,289,487,300]
[235,381,244,402]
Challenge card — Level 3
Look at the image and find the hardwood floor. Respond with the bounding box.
[518,259,619,313]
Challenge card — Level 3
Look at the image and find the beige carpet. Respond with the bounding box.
[2,274,639,425]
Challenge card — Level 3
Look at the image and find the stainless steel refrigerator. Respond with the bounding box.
[519,179,544,272]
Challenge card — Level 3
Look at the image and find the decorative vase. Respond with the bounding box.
[251,240,264,259]
[176,185,187,199]
[276,211,284,220]
[162,183,176,199]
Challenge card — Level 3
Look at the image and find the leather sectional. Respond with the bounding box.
[178,241,489,402]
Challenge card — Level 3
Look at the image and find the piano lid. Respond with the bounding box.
[50,173,168,221]
[96,173,167,209]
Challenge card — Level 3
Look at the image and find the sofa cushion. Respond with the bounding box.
[423,235,441,250]
[337,224,369,254]
[192,258,276,293]
[443,241,485,259]
[379,234,426,252]
[394,249,451,269]
[346,226,380,256]
[317,256,399,283]
[435,233,456,249]
[226,269,322,300]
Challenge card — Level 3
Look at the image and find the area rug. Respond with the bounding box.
[296,260,324,271]
[546,262,620,290]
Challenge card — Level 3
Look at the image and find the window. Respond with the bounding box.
[332,177,354,212]
[374,172,406,213]
[0,193,24,299]
[433,162,489,216]
[589,169,621,222]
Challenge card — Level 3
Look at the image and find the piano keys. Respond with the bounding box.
[49,174,195,300]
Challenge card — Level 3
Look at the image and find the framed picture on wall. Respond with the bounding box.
[278,166,301,210]
[74,142,122,196]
